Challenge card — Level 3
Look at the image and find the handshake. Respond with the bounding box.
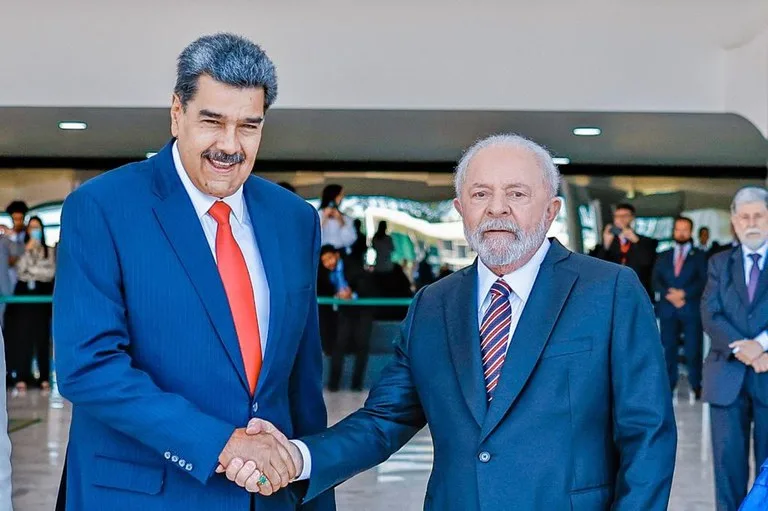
[216,419,303,495]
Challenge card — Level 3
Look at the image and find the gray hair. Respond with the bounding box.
[454,134,561,198]
[174,33,278,109]
[731,186,768,214]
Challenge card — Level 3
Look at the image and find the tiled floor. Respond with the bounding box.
[6,385,749,510]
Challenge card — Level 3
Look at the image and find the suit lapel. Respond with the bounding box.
[242,179,287,392]
[729,248,751,308]
[151,143,249,394]
[750,253,768,308]
[445,262,486,427]
[479,241,577,443]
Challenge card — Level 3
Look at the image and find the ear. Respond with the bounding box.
[170,94,183,138]
[453,197,463,218]
[547,197,562,223]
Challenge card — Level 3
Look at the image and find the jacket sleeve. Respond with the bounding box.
[299,288,428,502]
[290,209,336,510]
[610,267,677,511]
[53,189,235,485]
[701,255,745,354]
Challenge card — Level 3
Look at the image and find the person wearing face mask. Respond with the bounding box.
[4,216,55,392]
[652,216,708,399]
[702,186,768,511]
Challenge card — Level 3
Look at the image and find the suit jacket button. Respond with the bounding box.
[478,451,491,463]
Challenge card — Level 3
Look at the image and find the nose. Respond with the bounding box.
[486,191,512,217]
[216,124,240,156]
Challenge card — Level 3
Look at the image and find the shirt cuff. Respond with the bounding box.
[756,331,768,351]
[289,439,312,481]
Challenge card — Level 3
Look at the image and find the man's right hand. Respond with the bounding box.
[221,419,304,494]
[603,224,615,249]
[217,427,297,495]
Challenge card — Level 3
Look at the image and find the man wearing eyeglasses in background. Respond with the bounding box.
[591,203,659,299]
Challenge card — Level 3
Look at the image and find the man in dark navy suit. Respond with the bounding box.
[702,186,768,511]
[653,216,708,397]
[228,134,677,510]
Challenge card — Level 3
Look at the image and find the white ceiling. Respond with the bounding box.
[2,0,767,134]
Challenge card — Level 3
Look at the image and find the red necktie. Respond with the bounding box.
[674,248,685,277]
[209,201,262,394]
[619,238,630,265]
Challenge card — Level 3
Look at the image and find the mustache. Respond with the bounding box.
[202,149,245,165]
[745,228,762,236]
[476,218,522,237]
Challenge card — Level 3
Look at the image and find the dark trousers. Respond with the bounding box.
[660,311,703,390]
[329,308,373,390]
[710,371,768,511]
[4,280,54,386]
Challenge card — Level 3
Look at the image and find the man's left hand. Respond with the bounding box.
[729,340,765,366]
[621,228,640,244]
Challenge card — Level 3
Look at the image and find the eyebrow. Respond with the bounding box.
[198,109,264,125]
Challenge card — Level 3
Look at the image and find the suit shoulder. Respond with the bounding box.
[67,159,152,206]
[709,249,732,268]
[416,267,470,302]
[566,250,624,278]
[248,176,317,219]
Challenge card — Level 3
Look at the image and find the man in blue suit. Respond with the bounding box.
[53,33,334,511]
[652,216,708,397]
[229,134,677,510]
[702,186,768,511]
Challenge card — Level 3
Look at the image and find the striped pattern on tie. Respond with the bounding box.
[480,279,513,400]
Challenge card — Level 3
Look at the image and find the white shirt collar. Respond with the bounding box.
[743,242,768,264]
[172,141,245,224]
[477,238,551,307]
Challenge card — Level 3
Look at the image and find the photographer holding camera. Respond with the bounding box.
[591,203,658,298]
[319,184,357,253]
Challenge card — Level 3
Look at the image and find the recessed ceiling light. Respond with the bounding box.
[58,121,87,131]
[145,152,158,159]
[573,127,601,136]
[552,157,570,165]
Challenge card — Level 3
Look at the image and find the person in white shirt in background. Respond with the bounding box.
[318,185,356,252]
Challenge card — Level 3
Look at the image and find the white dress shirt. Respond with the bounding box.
[674,242,693,265]
[477,239,551,354]
[294,239,552,481]
[742,242,768,350]
[319,213,357,250]
[172,142,270,354]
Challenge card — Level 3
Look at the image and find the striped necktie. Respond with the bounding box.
[480,279,514,401]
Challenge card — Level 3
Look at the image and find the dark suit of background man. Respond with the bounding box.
[317,245,376,391]
[228,134,677,510]
[53,33,334,511]
[702,186,768,511]
[653,216,708,397]
[590,203,659,299]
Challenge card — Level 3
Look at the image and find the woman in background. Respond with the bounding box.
[372,220,394,274]
[318,184,356,252]
[4,216,55,392]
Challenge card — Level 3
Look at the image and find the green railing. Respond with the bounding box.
[0,296,413,307]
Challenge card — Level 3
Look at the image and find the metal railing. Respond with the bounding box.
[0,296,414,307]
